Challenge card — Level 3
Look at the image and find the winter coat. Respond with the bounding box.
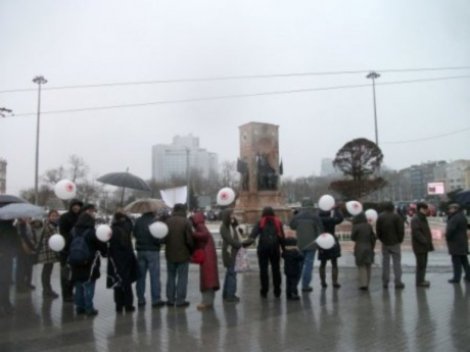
[289,208,323,251]
[376,211,405,246]
[37,220,60,264]
[107,215,139,288]
[70,213,107,283]
[191,212,220,291]
[220,222,242,268]
[317,209,343,260]
[351,214,376,266]
[410,212,434,254]
[0,220,17,282]
[133,212,161,251]
[59,199,83,262]
[281,237,303,277]
[165,209,194,263]
[249,215,285,252]
[445,210,469,256]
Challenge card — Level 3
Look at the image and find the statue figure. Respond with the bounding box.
[256,153,278,190]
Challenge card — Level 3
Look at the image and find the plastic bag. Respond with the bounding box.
[234,247,250,273]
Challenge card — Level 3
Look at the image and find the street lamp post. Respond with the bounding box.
[32,75,47,205]
[185,147,191,211]
[366,71,380,146]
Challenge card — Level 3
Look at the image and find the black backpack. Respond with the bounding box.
[68,229,92,266]
[258,220,279,249]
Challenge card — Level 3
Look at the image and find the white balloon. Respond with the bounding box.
[346,201,363,216]
[149,221,168,239]
[217,187,236,206]
[54,179,77,200]
[365,209,378,223]
[48,234,65,252]
[316,233,336,250]
[318,194,335,211]
[96,224,112,242]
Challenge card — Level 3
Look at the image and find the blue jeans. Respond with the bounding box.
[223,265,237,299]
[166,261,189,305]
[301,249,316,289]
[74,280,96,313]
[136,251,161,305]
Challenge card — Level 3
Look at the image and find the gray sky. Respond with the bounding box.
[1,0,469,196]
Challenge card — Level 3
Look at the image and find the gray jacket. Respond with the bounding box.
[289,208,323,251]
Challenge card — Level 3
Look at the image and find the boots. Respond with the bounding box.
[319,267,327,288]
[332,267,341,288]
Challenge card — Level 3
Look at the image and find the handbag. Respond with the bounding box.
[234,247,250,273]
[190,248,205,264]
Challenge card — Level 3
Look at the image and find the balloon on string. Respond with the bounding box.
[54,179,77,200]
[217,187,236,206]
[316,233,335,250]
[365,209,378,223]
[346,200,363,216]
[96,224,112,242]
[149,221,169,239]
[48,234,65,252]
[318,194,335,211]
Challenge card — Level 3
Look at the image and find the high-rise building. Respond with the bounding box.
[151,135,218,182]
[0,158,6,194]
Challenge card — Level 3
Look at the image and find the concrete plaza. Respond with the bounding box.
[1,245,469,352]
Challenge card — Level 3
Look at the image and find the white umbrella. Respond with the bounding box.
[0,203,46,220]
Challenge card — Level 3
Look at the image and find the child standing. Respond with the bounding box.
[282,230,303,301]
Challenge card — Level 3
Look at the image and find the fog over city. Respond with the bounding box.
[1,0,469,195]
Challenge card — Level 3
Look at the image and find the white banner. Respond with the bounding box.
[160,186,187,208]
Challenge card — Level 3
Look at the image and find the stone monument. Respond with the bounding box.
[234,122,290,224]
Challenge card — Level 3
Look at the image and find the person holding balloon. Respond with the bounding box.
[70,204,107,316]
[318,200,344,289]
[107,212,139,313]
[59,198,83,302]
[351,212,376,290]
[36,210,61,299]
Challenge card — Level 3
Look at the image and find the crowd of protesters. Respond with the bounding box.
[0,198,468,318]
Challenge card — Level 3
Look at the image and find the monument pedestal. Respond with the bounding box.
[234,190,291,224]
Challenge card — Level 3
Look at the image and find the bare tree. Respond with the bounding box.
[68,155,89,183]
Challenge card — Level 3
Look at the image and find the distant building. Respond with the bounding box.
[151,134,218,182]
[446,160,470,192]
[397,161,447,200]
[0,158,6,194]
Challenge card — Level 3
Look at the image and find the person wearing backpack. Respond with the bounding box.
[69,204,106,317]
[247,206,285,298]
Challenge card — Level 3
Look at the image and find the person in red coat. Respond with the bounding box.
[190,212,220,310]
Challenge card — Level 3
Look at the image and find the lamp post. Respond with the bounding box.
[366,71,380,146]
[185,147,191,211]
[32,75,47,205]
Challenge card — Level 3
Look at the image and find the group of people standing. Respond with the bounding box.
[1,197,469,317]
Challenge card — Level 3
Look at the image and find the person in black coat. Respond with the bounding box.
[59,198,83,302]
[70,204,106,316]
[445,203,470,283]
[107,212,138,313]
[0,220,17,316]
[281,232,303,300]
[318,208,344,288]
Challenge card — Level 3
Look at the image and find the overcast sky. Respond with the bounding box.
[1,0,469,196]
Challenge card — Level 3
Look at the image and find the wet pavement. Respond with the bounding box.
[1,246,469,352]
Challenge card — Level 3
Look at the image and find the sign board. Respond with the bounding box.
[427,182,445,195]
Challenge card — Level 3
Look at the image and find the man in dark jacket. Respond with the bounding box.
[289,198,323,292]
[70,204,106,316]
[133,211,165,308]
[0,220,17,316]
[410,202,434,287]
[165,204,194,307]
[59,198,83,302]
[376,202,405,289]
[445,203,470,283]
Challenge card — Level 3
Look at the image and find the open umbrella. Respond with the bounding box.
[124,198,169,214]
[97,171,151,205]
[0,203,46,220]
[0,194,28,208]
[97,172,151,191]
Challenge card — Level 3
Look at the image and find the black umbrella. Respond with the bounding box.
[0,194,28,208]
[97,171,151,205]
